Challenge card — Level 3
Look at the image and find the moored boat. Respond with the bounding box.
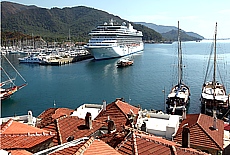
[1,54,27,100]
[200,22,229,119]
[18,53,47,63]
[85,19,144,60]
[166,21,190,115]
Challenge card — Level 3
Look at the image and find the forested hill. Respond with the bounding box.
[1,1,162,42]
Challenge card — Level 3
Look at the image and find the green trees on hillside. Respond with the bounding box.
[1,3,163,43]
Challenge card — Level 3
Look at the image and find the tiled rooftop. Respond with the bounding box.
[1,119,50,134]
[56,116,106,144]
[95,99,140,130]
[37,108,74,128]
[174,113,224,151]
[115,128,209,155]
[76,137,121,155]
[49,141,86,155]
[0,119,54,150]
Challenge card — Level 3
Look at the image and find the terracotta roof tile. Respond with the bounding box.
[99,130,129,148]
[49,141,86,155]
[116,128,209,155]
[41,122,59,145]
[0,119,54,150]
[174,114,224,151]
[76,137,121,155]
[1,119,51,134]
[56,116,106,144]
[115,100,139,115]
[95,99,140,130]
[37,108,74,128]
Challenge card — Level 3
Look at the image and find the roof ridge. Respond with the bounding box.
[56,117,63,144]
[115,129,133,150]
[114,100,131,119]
[2,131,55,137]
[132,132,138,155]
[0,118,13,133]
[76,137,95,155]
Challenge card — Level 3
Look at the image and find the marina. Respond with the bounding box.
[1,41,230,118]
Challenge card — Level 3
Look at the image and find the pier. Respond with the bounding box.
[39,54,93,66]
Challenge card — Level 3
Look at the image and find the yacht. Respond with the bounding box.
[201,22,229,119]
[166,21,190,115]
[18,53,47,63]
[85,19,144,60]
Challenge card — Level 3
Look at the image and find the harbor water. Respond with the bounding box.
[1,40,230,117]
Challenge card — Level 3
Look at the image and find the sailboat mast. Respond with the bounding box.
[213,22,217,85]
[178,21,182,85]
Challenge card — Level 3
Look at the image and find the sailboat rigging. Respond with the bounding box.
[1,54,27,100]
[200,22,229,119]
[166,21,190,115]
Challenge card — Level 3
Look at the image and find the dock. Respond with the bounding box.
[39,54,93,66]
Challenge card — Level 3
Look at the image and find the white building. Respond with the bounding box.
[136,110,182,140]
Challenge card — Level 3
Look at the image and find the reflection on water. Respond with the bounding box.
[1,41,230,117]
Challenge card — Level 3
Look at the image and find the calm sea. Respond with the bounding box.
[1,40,230,117]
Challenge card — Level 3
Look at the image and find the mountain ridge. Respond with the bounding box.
[135,22,204,40]
[1,1,202,43]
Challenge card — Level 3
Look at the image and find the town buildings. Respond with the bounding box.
[1,98,229,155]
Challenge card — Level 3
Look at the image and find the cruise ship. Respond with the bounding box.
[85,19,144,60]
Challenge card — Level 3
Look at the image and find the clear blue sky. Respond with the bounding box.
[4,0,230,38]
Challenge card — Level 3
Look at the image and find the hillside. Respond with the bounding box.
[136,22,204,41]
[1,1,162,43]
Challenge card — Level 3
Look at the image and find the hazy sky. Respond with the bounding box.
[4,0,230,39]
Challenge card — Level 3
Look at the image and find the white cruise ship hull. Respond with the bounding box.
[86,43,144,60]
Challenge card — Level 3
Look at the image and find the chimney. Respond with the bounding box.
[103,100,106,111]
[85,112,92,129]
[182,107,186,120]
[213,110,217,130]
[108,120,116,134]
[28,111,33,126]
[182,125,190,148]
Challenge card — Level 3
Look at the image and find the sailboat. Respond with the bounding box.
[200,22,229,119]
[1,54,27,100]
[166,21,190,115]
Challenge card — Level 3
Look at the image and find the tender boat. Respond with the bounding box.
[200,22,229,119]
[166,21,190,115]
[85,19,144,60]
[117,57,134,67]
